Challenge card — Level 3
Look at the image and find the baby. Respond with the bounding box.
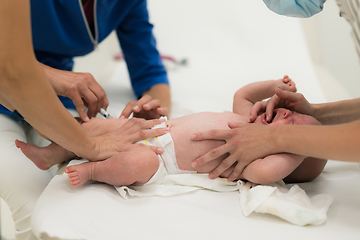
[16,76,327,186]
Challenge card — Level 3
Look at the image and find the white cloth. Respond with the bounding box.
[335,0,360,61]
[0,114,55,240]
[115,173,333,226]
[239,181,333,226]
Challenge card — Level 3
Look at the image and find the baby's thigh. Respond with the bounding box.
[105,145,160,185]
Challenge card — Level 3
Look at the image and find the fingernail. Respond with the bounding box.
[133,106,140,111]
[163,127,170,132]
[144,104,150,109]
[120,115,125,119]
[192,162,198,168]
[157,147,164,153]
[190,134,196,139]
[209,173,214,179]
[84,116,90,122]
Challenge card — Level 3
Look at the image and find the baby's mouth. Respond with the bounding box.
[262,111,277,124]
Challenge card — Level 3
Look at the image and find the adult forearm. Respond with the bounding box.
[143,84,171,113]
[0,62,96,158]
[0,95,14,111]
[313,98,360,125]
[274,121,360,162]
[0,1,95,158]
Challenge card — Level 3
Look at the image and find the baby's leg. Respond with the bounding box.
[238,153,305,184]
[276,75,297,92]
[15,140,76,170]
[65,145,159,187]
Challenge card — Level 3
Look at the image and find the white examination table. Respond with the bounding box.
[32,1,360,239]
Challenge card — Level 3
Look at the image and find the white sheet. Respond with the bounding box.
[31,1,360,239]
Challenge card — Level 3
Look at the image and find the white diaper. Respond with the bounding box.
[137,117,195,185]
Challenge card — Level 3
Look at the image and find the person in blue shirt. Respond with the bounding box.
[0,1,170,239]
[191,0,360,183]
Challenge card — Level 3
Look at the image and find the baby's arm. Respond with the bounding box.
[65,145,160,187]
[233,76,296,117]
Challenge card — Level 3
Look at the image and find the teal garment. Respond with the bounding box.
[263,0,326,18]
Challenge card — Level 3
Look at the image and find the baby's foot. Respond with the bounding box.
[277,75,296,92]
[65,163,94,187]
[15,140,76,170]
[15,140,54,170]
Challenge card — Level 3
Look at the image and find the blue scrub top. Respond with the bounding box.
[0,0,168,115]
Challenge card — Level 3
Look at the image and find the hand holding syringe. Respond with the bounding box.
[99,108,113,119]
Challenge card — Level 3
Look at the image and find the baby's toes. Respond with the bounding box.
[289,82,297,91]
[69,178,81,187]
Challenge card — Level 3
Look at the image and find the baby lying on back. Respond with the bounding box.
[16,76,327,186]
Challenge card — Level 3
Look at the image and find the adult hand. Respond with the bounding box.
[41,63,109,122]
[249,88,315,123]
[120,95,168,119]
[191,122,275,182]
[84,117,169,160]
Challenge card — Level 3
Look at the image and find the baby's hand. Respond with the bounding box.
[276,75,296,92]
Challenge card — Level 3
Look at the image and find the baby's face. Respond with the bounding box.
[254,108,320,126]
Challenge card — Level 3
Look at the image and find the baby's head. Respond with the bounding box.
[254,108,321,126]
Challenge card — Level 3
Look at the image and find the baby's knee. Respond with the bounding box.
[132,150,160,185]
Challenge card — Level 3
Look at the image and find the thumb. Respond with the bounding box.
[274,87,298,101]
[228,121,243,129]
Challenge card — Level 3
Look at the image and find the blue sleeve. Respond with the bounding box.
[116,0,168,98]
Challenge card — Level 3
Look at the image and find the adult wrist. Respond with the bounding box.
[270,125,287,153]
[311,103,322,121]
[73,135,98,160]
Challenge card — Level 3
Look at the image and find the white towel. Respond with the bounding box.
[238,181,333,226]
[115,173,333,226]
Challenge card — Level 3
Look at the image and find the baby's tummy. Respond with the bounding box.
[174,138,227,173]
[167,112,243,172]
